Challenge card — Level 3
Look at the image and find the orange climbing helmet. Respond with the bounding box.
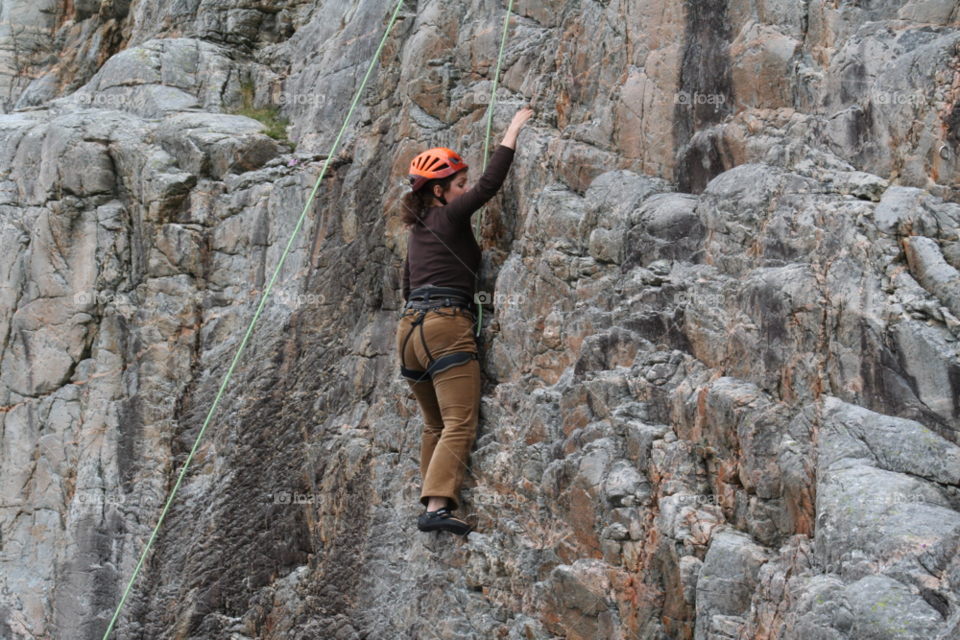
[409,147,468,192]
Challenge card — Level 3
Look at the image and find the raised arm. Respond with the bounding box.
[444,145,514,226]
[500,107,533,150]
[444,107,534,227]
[402,254,410,301]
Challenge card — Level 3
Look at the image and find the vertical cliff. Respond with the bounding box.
[0,0,959,638]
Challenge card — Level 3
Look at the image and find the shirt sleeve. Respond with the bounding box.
[443,144,516,227]
[402,254,410,301]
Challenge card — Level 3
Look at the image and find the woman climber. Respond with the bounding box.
[397,106,534,536]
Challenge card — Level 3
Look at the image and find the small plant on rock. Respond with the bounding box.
[232,80,294,150]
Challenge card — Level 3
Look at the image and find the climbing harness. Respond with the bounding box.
[99,0,409,637]
[399,285,479,383]
[472,0,515,336]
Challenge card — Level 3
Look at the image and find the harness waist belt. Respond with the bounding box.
[405,286,475,313]
[409,285,472,301]
[405,300,475,312]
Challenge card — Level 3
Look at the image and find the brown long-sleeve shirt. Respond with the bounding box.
[402,144,515,301]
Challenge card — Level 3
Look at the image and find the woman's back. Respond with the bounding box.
[403,144,516,301]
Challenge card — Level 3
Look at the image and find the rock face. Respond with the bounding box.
[0,0,959,639]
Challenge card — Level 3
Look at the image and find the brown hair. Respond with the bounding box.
[400,169,467,226]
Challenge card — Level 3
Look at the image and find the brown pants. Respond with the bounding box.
[396,306,480,511]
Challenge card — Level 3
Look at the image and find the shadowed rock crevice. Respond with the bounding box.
[673,0,735,194]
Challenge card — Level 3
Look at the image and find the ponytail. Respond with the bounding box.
[400,189,431,226]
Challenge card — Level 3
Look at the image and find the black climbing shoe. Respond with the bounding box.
[417,507,473,535]
[417,508,430,529]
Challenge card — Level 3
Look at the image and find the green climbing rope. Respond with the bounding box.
[99,0,407,636]
[474,0,515,336]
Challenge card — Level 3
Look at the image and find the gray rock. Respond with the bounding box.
[695,528,771,640]
[844,575,945,639]
[875,186,925,235]
[156,112,278,179]
[904,235,960,321]
[1,0,960,638]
